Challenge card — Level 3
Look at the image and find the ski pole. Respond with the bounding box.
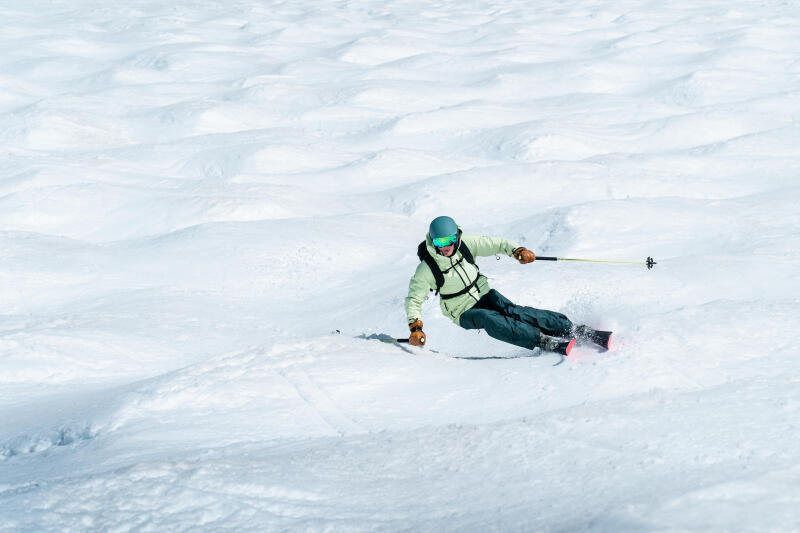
[355,332,413,343]
[531,255,657,269]
[371,335,424,348]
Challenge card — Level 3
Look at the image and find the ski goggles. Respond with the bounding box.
[432,234,458,248]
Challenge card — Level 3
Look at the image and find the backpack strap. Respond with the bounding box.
[458,238,475,265]
[418,241,444,294]
[440,274,483,300]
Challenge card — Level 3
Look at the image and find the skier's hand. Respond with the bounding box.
[513,247,536,264]
[409,330,426,346]
[409,319,426,346]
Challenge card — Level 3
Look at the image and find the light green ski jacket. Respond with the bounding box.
[405,232,520,325]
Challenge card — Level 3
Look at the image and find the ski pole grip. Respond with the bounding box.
[536,256,558,261]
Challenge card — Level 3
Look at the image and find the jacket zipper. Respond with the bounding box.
[450,254,480,303]
[458,261,480,302]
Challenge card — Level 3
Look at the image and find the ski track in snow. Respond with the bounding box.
[1,0,800,531]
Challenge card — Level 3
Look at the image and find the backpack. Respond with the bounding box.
[417,234,481,299]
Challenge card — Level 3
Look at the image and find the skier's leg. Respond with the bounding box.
[459,306,540,350]
[484,289,573,337]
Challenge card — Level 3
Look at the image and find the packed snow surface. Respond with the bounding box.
[2,0,800,531]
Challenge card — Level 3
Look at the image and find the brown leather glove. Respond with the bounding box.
[408,319,426,346]
[513,247,536,264]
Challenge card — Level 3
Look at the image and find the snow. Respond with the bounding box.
[1,0,799,530]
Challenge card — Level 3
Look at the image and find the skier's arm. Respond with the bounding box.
[405,262,436,324]
[461,234,520,258]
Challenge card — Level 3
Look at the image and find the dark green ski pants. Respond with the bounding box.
[459,289,573,350]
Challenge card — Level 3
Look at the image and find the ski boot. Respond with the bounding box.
[537,333,576,356]
[573,325,612,350]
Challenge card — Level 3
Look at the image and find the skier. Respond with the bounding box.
[405,215,611,355]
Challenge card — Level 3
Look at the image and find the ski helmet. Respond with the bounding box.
[429,216,458,240]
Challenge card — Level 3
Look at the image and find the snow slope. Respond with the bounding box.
[1,0,800,531]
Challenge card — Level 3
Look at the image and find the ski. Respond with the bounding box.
[588,330,612,350]
[556,338,576,356]
[573,326,613,351]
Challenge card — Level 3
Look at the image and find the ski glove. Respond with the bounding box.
[409,319,426,346]
[513,247,536,264]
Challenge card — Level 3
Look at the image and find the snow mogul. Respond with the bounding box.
[405,215,611,356]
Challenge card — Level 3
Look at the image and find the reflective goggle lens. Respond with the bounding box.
[432,234,458,247]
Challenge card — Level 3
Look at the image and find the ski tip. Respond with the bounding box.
[565,338,576,356]
[590,330,612,350]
